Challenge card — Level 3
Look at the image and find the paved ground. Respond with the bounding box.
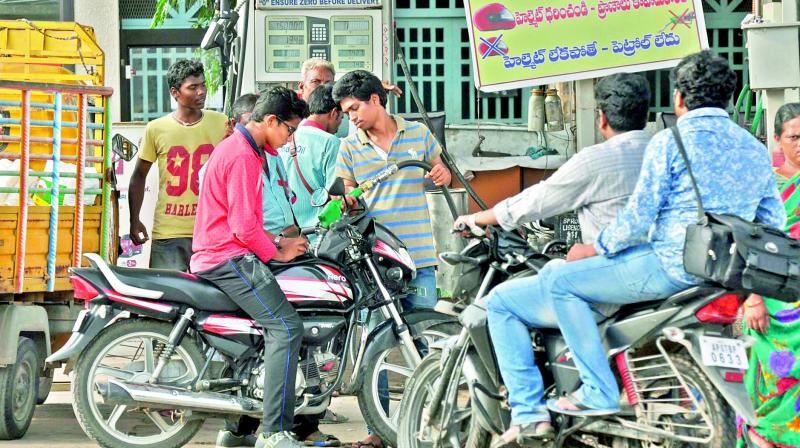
[6,391,369,447]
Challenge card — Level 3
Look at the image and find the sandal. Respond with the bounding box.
[546,394,619,417]
[320,409,350,424]
[303,431,341,447]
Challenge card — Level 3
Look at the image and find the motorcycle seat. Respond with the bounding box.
[606,286,711,320]
[106,265,240,312]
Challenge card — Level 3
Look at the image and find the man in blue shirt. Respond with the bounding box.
[545,51,786,415]
[279,84,343,231]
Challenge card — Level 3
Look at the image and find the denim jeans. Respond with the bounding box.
[487,260,604,425]
[370,266,437,433]
[549,244,689,410]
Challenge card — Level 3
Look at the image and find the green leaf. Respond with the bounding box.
[151,0,216,29]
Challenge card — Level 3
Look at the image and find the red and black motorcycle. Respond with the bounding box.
[47,164,457,448]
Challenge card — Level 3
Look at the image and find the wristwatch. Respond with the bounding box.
[273,235,283,248]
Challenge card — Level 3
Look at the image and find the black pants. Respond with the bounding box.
[197,254,304,434]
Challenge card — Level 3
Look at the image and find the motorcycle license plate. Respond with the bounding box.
[698,336,748,369]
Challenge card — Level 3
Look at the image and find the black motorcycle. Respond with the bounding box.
[398,225,755,448]
[46,165,457,448]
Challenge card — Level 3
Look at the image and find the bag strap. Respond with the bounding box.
[290,142,315,195]
[270,152,302,231]
[669,126,708,224]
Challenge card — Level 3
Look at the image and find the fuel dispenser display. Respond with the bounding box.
[254,3,388,84]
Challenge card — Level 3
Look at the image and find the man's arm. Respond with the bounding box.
[128,159,153,245]
[594,131,672,256]
[457,153,594,231]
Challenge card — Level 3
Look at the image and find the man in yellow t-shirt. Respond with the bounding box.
[128,59,227,271]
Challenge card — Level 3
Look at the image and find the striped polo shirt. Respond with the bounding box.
[335,115,442,268]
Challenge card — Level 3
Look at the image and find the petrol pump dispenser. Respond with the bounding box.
[251,0,392,91]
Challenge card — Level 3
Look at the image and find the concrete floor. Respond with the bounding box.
[4,391,369,447]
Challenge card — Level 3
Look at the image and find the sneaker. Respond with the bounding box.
[216,430,259,448]
[255,431,305,448]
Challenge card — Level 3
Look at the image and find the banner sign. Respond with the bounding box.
[464,0,708,92]
[257,0,381,8]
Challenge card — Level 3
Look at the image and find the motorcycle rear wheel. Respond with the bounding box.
[72,319,205,448]
[612,353,736,448]
[397,351,489,448]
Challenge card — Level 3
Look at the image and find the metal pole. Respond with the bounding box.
[46,92,62,292]
[100,96,112,261]
[72,94,86,267]
[15,90,31,294]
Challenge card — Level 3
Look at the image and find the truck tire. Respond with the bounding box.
[36,368,53,405]
[0,337,39,440]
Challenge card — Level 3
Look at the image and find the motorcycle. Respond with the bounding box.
[398,225,755,448]
[46,162,458,448]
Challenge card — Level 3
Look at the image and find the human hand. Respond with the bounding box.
[566,243,597,262]
[382,80,403,97]
[129,220,150,245]
[334,195,357,210]
[272,237,309,262]
[425,163,451,186]
[744,294,769,333]
[453,214,476,232]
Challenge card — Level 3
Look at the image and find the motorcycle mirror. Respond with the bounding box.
[328,177,346,197]
[111,134,138,162]
[310,188,329,207]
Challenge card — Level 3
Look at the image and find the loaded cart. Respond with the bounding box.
[0,20,117,440]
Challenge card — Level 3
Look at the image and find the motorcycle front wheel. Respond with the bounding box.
[357,321,460,446]
[72,319,205,448]
[397,351,489,448]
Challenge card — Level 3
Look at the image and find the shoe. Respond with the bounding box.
[255,432,305,448]
[216,430,258,448]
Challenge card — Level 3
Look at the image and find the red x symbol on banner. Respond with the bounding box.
[670,9,691,30]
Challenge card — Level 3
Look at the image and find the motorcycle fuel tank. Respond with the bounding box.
[274,264,355,310]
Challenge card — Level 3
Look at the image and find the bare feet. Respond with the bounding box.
[354,434,384,448]
[498,422,554,444]
[555,395,581,411]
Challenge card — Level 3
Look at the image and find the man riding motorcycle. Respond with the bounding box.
[452,72,652,443]
[191,86,310,448]
[545,51,786,418]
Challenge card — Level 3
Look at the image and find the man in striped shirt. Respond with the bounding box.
[333,70,450,448]
[452,73,652,443]
[333,70,451,309]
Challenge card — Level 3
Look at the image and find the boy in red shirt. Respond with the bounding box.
[192,87,309,448]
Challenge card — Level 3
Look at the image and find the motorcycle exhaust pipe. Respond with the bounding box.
[102,379,263,417]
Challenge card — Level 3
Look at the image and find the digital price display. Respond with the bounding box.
[264,16,308,72]
[259,12,378,77]
[330,16,373,71]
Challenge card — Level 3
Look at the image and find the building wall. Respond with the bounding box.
[74,0,122,122]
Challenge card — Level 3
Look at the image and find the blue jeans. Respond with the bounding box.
[371,266,437,433]
[487,260,604,425]
[549,244,689,410]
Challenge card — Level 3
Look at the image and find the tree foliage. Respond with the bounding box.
[151,0,222,95]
